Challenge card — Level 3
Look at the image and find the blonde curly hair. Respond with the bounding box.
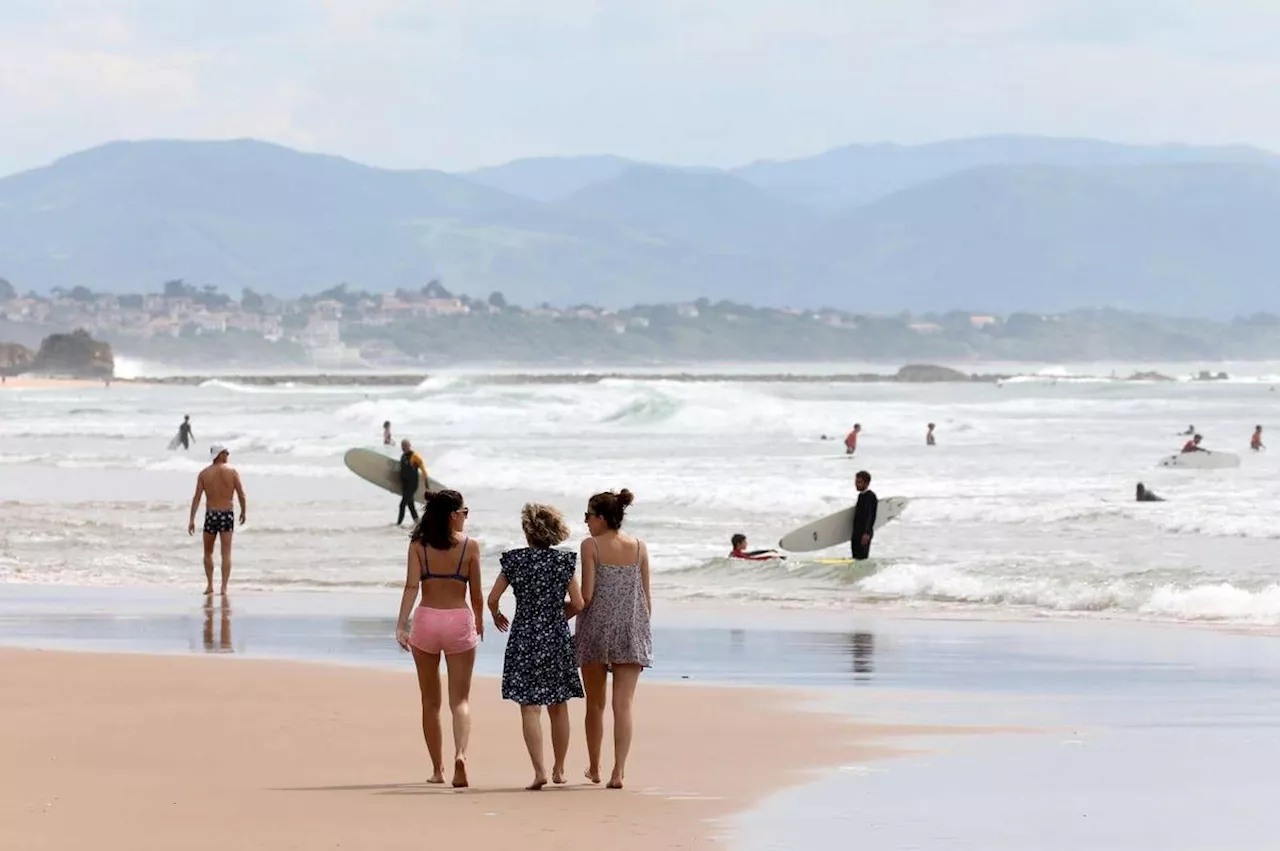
[521,502,570,549]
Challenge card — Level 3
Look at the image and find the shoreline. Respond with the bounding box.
[0,646,947,851]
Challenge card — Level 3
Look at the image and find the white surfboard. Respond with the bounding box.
[343,447,448,502]
[778,497,909,553]
[1157,451,1240,470]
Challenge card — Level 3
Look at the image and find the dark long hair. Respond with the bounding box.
[411,489,464,550]
[588,488,634,531]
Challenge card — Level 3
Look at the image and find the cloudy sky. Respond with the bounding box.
[3,0,1279,175]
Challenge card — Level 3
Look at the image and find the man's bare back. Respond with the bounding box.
[189,446,246,595]
[197,463,242,512]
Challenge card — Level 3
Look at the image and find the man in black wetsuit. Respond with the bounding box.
[397,439,426,526]
[1136,483,1164,502]
[177,415,194,450]
[851,470,878,561]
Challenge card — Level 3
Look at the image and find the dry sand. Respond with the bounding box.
[0,648,952,851]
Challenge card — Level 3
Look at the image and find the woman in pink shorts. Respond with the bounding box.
[395,489,484,787]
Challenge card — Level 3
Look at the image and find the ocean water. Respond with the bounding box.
[2,362,1279,625]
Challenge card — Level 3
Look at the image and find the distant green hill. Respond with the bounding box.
[3,136,1280,315]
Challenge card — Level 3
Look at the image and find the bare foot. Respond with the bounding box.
[584,767,601,784]
[526,774,548,791]
[426,771,444,785]
[203,586,214,596]
[552,768,566,785]
[607,770,624,789]
[452,757,469,788]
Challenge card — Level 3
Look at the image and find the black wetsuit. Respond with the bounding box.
[851,489,878,561]
[397,452,421,526]
[178,422,193,450]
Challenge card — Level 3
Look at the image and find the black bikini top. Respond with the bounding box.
[422,536,469,583]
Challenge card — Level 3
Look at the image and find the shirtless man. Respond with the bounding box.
[188,443,246,595]
[1251,425,1265,452]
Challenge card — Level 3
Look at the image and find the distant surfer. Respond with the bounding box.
[729,534,783,561]
[1181,434,1206,453]
[1135,483,1164,502]
[187,444,246,595]
[851,470,878,561]
[1251,425,1265,452]
[383,421,393,446]
[844,423,861,455]
[1182,424,1195,435]
[398,439,427,526]
[174,415,194,451]
[926,423,936,446]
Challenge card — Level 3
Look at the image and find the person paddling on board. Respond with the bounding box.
[844,423,861,455]
[397,439,427,526]
[1181,434,1207,453]
[926,423,936,446]
[1251,426,1265,452]
[1136,483,1164,502]
[176,415,195,451]
[851,470,878,561]
[729,534,783,561]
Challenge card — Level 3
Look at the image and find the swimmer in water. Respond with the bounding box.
[1136,483,1164,502]
[729,534,783,561]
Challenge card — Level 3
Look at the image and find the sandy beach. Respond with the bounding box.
[0,647,926,851]
[0,376,110,390]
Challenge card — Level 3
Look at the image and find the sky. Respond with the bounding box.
[3,0,1280,176]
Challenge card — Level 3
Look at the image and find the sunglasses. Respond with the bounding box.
[455,507,469,516]
[584,512,598,521]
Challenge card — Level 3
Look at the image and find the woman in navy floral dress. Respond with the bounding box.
[488,503,585,789]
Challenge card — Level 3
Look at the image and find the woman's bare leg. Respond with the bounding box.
[547,702,570,783]
[410,647,444,782]
[520,705,547,789]
[444,647,476,787]
[607,665,642,789]
[580,664,608,783]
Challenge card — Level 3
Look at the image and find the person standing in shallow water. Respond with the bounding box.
[177,415,195,450]
[397,439,427,526]
[188,444,246,595]
[926,423,936,446]
[395,490,483,788]
[574,489,652,789]
[488,503,585,790]
[850,470,878,561]
[383,421,393,446]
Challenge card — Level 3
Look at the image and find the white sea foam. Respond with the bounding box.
[3,365,1280,625]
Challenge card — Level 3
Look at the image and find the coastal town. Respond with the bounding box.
[3,276,1279,366]
[0,276,1011,366]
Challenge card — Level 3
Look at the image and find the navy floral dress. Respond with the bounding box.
[499,547,585,706]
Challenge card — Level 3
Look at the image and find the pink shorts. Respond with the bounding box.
[409,607,478,655]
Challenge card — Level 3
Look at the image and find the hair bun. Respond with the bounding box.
[617,488,634,507]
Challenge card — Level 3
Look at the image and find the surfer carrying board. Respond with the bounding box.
[398,439,427,526]
[851,470,878,561]
[187,444,246,595]
[173,415,194,451]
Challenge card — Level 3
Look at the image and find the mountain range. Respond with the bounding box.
[1,135,1278,315]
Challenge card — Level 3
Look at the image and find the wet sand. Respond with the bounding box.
[0,647,922,851]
